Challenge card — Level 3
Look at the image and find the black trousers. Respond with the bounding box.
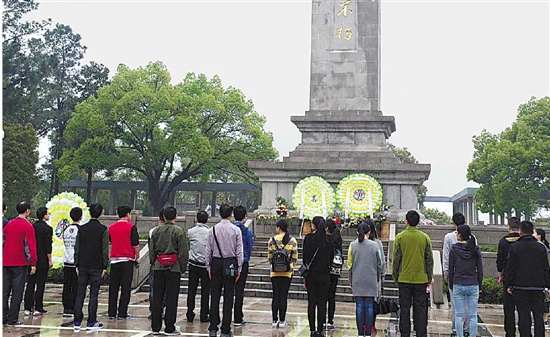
[306,273,330,332]
[234,261,249,323]
[398,283,428,337]
[502,283,517,337]
[187,264,210,321]
[271,276,292,322]
[326,274,339,324]
[513,289,546,337]
[74,268,102,324]
[108,261,135,318]
[62,267,78,310]
[24,267,48,311]
[3,266,28,325]
[209,258,237,334]
[151,269,180,334]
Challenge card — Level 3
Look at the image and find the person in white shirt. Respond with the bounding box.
[62,207,82,316]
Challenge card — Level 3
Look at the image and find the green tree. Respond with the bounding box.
[2,122,40,218]
[67,62,278,214]
[388,143,428,207]
[423,207,451,224]
[468,97,550,219]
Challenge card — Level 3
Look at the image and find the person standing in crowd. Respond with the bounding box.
[303,216,334,337]
[325,219,342,331]
[23,207,52,316]
[3,203,9,227]
[268,219,298,328]
[506,220,550,337]
[73,203,109,332]
[206,204,243,337]
[233,205,253,326]
[150,206,188,336]
[148,209,165,319]
[367,220,385,334]
[108,206,139,319]
[443,212,471,337]
[348,222,382,337]
[392,210,434,337]
[3,202,37,326]
[187,210,211,323]
[534,228,550,325]
[448,225,483,337]
[497,217,521,337]
[62,207,82,317]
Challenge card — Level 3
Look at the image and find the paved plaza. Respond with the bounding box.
[2,284,517,337]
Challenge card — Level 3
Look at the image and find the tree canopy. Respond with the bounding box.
[467,96,550,218]
[62,62,278,213]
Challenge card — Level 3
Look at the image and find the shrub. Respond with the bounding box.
[479,277,502,304]
[479,245,497,252]
[47,268,64,283]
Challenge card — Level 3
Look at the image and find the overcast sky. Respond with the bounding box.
[26,0,549,212]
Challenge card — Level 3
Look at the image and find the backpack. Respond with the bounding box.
[330,249,343,276]
[271,236,291,272]
[239,225,250,256]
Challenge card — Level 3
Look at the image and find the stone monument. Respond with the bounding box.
[249,0,430,216]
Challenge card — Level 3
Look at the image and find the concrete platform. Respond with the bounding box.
[2,284,515,336]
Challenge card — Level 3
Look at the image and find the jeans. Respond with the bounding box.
[62,267,78,311]
[306,271,330,332]
[355,296,374,336]
[108,261,135,318]
[187,264,210,321]
[326,274,339,324]
[453,285,479,337]
[513,289,546,337]
[450,287,470,333]
[3,266,28,324]
[151,269,180,334]
[209,258,237,334]
[74,268,102,324]
[502,282,517,337]
[398,283,428,337]
[234,261,249,323]
[24,267,48,311]
[271,276,292,322]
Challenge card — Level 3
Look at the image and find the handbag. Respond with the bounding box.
[299,247,319,278]
[213,226,238,278]
[376,297,399,314]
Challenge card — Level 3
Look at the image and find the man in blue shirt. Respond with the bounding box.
[232,205,253,326]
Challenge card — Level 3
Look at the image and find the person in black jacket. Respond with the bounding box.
[23,207,52,315]
[324,219,342,331]
[496,217,521,337]
[505,220,550,337]
[303,216,334,337]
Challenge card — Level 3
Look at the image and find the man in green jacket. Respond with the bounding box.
[392,210,433,337]
[150,206,188,336]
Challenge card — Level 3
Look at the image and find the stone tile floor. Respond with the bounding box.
[1,285,517,336]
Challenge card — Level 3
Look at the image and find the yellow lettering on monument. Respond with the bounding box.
[345,27,353,40]
[335,24,343,38]
[337,0,354,17]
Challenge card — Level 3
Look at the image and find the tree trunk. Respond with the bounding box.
[86,168,92,204]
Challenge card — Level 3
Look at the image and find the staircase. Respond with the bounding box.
[139,234,398,303]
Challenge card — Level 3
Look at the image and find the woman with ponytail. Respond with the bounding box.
[347,222,383,337]
[303,216,333,337]
[366,219,385,333]
[448,225,483,337]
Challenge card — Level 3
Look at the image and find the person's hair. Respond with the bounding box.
[3,203,6,211]
[457,224,478,258]
[70,207,83,222]
[520,220,534,236]
[508,216,521,230]
[326,219,342,249]
[219,204,233,219]
[312,216,324,231]
[233,205,247,221]
[197,210,208,224]
[89,203,103,219]
[312,217,328,249]
[164,206,177,221]
[276,219,290,244]
[158,208,165,223]
[406,210,420,226]
[365,219,378,240]
[36,207,48,220]
[535,228,550,248]
[16,201,31,214]
[116,205,132,218]
[357,222,371,243]
[452,212,466,226]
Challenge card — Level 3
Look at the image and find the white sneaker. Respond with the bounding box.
[272,321,278,327]
[163,326,181,335]
[278,321,287,327]
[24,310,31,316]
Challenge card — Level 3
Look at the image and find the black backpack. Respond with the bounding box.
[330,249,343,276]
[271,236,291,272]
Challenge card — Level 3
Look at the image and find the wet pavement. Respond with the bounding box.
[2,284,519,336]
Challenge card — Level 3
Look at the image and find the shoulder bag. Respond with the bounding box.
[213,225,238,278]
[299,246,319,278]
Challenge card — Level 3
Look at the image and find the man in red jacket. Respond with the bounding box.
[107,205,140,319]
[3,202,37,326]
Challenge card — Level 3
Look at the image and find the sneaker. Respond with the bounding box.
[7,321,24,326]
[34,309,47,316]
[117,314,131,320]
[86,322,104,330]
[74,321,81,332]
[209,330,217,337]
[220,333,233,337]
[325,323,335,330]
[109,316,116,319]
[63,309,74,317]
[450,332,457,337]
[234,320,246,326]
[163,327,181,335]
[371,326,377,333]
[24,310,31,316]
[272,321,279,327]
[464,332,470,337]
[152,332,160,336]
[278,321,287,327]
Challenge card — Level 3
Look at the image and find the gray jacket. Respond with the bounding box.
[348,238,382,298]
[188,223,209,267]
